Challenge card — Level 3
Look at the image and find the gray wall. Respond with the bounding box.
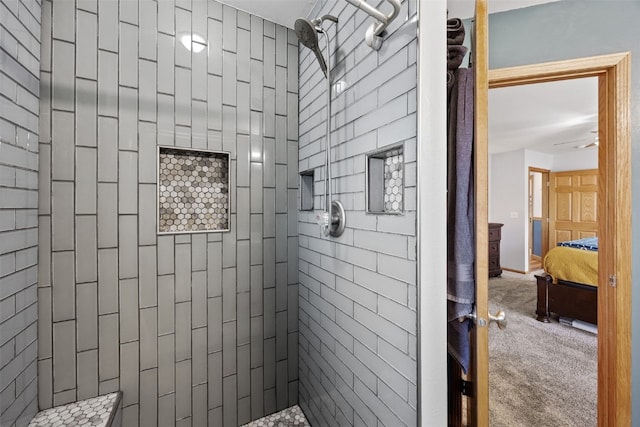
[0,0,41,426]
[297,0,418,425]
[486,1,640,423]
[38,0,299,425]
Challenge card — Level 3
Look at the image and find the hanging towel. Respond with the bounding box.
[447,70,455,98]
[447,68,475,374]
[447,45,468,71]
[447,18,466,45]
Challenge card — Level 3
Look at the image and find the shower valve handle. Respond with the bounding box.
[315,211,330,227]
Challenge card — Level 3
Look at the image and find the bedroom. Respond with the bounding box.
[488,77,599,276]
[487,76,599,425]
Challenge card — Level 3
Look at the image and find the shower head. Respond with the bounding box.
[295,15,337,78]
[294,17,328,77]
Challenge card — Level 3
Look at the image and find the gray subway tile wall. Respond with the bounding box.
[297,0,418,426]
[38,1,299,426]
[0,1,41,425]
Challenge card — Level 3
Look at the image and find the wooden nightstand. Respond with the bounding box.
[488,223,503,277]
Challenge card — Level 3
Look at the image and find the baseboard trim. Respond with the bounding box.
[502,267,527,275]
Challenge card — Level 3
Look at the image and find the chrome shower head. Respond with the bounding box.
[294,17,328,77]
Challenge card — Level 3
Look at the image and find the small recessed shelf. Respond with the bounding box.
[158,146,230,234]
[300,169,315,211]
[366,145,404,214]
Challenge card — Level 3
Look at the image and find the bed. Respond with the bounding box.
[534,237,598,325]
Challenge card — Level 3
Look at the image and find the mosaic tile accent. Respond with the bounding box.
[158,147,230,233]
[241,405,310,427]
[28,392,121,427]
[384,149,404,213]
[367,146,404,214]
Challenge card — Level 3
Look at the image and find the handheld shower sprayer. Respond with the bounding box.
[294,14,346,238]
[293,15,338,78]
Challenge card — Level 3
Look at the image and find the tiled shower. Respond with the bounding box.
[297,0,417,425]
[1,0,419,426]
[1,0,41,424]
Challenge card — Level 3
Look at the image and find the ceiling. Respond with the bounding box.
[218,0,316,29]
[217,0,565,26]
[218,0,596,156]
[489,77,598,155]
[218,0,563,28]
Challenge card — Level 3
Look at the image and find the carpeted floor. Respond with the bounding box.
[489,273,597,427]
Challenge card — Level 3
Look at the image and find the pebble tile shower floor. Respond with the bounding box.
[241,405,310,427]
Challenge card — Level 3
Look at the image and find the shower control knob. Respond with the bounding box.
[315,211,330,227]
[328,200,346,237]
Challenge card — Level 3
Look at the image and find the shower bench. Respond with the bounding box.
[28,392,122,427]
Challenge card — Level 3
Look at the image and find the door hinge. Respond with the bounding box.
[461,380,474,397]
[609,274,617,287]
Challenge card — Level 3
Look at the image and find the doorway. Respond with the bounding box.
[474,53,632,426]
[487,76,598,424]
[528,168,549,272]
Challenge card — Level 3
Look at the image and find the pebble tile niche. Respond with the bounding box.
[383,149,404,213]
[367,146,404,214]
[158,147,230,233]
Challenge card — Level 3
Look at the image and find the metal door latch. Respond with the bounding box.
[461,380,474,397]
[466,309,506,329]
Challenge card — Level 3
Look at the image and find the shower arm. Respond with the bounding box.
[344,0,401,50]
[313,14,339,26]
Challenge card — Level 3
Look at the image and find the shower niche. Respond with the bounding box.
[300,170,315,211]
[366,145,404,214]
[157,146,230,234]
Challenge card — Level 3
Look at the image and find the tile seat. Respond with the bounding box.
[28,392,121,427]
[241,405,310,427]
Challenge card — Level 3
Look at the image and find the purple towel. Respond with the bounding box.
[447,68,475,374]
[447,18,466,45]
[447,70,455,97]
[448,45,468,70]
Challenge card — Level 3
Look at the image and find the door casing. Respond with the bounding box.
[528,167,549,270]
[474,52,632,426]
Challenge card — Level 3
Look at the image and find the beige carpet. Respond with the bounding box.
[488,273,597,427]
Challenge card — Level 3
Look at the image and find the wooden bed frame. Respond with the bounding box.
[534,273,597,325]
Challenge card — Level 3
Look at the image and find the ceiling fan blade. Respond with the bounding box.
[575,141,599,149]
[553,139,585,146]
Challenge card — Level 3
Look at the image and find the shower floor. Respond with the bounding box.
[242,405,310,426]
